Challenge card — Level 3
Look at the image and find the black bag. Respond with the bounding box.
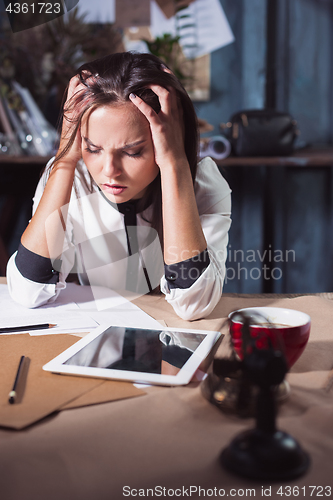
[221,109,299,157]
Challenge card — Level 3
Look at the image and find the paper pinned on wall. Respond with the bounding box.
[77,0,115,23]
[151,0,235,58]
[154,0,196,19]
[76,0,234,57]
[115,0,150,28]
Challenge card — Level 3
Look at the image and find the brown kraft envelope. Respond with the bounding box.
[0,334,144,430]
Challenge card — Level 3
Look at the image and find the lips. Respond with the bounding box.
[102,184,127,195]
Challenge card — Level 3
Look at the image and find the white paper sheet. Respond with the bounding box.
[0,284,98,335]
[71,284,163,329]
[0,283,162,335]
[150,0,235,58]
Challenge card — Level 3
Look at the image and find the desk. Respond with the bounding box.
[0,282,332,500]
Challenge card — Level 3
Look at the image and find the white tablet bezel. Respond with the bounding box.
[43,324,222,386]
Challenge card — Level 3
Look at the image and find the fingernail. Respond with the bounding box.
[129,93,137,99]
[161,64,167,70]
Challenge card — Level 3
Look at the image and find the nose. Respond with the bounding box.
[102,154,122,179]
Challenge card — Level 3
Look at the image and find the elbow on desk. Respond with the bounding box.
[6,253,57,309]
[163,269,224,321]
[7,281,57,309]
[170,292,222,321]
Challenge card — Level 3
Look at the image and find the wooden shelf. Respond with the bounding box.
[214,147,333,167]
[0,155,52,165]
[3,148,333,168]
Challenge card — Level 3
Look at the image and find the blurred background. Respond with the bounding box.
[1,0,333,294]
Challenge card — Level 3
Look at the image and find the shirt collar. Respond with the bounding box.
[98,188,146,215]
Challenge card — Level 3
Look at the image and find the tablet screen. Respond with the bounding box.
[64,326,206,375]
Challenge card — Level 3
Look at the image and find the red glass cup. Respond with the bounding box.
[229,307,311,369]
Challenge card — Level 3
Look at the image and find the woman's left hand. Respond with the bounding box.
[130,71,207,267]
[129,82,188,171]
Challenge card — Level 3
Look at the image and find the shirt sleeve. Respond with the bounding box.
[160,157,232,321]
[15,242,59,284]
[164,248,210,289]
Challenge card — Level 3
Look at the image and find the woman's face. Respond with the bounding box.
[81,103,159,203]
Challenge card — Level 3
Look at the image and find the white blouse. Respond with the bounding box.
[7,156,231,320]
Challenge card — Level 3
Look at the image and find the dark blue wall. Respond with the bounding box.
[195,0,266,133]
[194,0,333,294]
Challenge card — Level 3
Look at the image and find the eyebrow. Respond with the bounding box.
[83,137,146,150]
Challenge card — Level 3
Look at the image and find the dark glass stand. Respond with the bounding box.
[219,348,310,480]
[220,385,310,480]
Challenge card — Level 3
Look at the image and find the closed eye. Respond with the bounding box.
[85,147,101,155]
[124,150,143,158]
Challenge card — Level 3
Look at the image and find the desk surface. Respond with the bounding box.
[0,284,332,500]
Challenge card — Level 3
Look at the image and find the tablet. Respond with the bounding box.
[43,324,222,386]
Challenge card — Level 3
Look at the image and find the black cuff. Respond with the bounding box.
[15,243,60,284]
[164,248,210,289]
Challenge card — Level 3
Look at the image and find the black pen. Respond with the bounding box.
[0,323,56,334]
[9,356,26,404]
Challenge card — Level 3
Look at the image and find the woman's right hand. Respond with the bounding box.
[56,74,87,166]
[21,74,93,256]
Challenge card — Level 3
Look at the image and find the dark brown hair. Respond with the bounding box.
[54,51,199,239]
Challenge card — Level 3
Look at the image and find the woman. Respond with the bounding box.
[7,52,231,320]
